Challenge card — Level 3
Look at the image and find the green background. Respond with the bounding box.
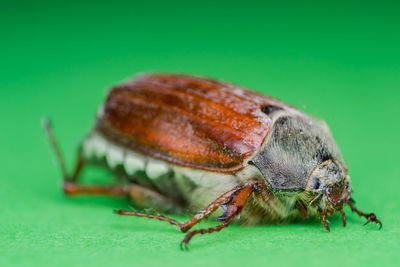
[1,1,399,266]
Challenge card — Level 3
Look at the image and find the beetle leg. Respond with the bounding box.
[180,184,254,247]
[116,184,257,246]
[63,182,181,214]
[63,180,128,196]
[126,185,180,212]
[295,200,308,217]
[319,210,330,232]
[42,118,85,182]
[70,153,85,182]
[43,118,69,180]
[346,200,382,229]
[340,209,347,227]
[180,216,235,250]
[115,187,237,229]
[43,118,120,196]
[178,187,240,232]
[116,210,182,226]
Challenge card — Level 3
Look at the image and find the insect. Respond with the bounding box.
[44,74,381,248]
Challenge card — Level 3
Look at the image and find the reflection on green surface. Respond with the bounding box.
[1,1,399,266]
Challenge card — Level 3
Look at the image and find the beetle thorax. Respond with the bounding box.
[251,114,345,191]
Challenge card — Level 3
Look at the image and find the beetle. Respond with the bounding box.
[43,73,381,247]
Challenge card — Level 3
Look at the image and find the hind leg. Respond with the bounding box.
[63,180,178,212]
[57,149,128,196]
[43,118,179,212]
[62,180,127,196]
[43,118,127,196]
[69,153,85,182]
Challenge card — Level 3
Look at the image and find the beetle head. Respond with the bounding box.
[305,160,351,211]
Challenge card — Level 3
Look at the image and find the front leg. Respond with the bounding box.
[347,199,382,229]
[319,210,330,232]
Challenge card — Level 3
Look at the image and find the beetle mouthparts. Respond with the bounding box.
[325,181,351,205]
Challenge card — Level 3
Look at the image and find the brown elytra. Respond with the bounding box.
[96,74,300,172]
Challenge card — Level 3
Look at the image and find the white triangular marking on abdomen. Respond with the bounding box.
[91,134,108,159]
[124,151,145,175]
[106,143,124,169]
[82,137,95,158]
[146,159,169,180]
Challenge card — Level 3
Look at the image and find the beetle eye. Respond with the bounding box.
[261,105,282,115]
[312,178,321,190]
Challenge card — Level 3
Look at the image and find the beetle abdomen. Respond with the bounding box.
[81,130,247,211]
[95,74,299,173]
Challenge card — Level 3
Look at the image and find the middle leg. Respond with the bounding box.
[180,183,255,246]
[115,187,238,230]
[116,183,257,245]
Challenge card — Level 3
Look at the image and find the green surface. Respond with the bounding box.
[1,1,400,266]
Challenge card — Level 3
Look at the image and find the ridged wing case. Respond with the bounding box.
[96,74,299,173]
